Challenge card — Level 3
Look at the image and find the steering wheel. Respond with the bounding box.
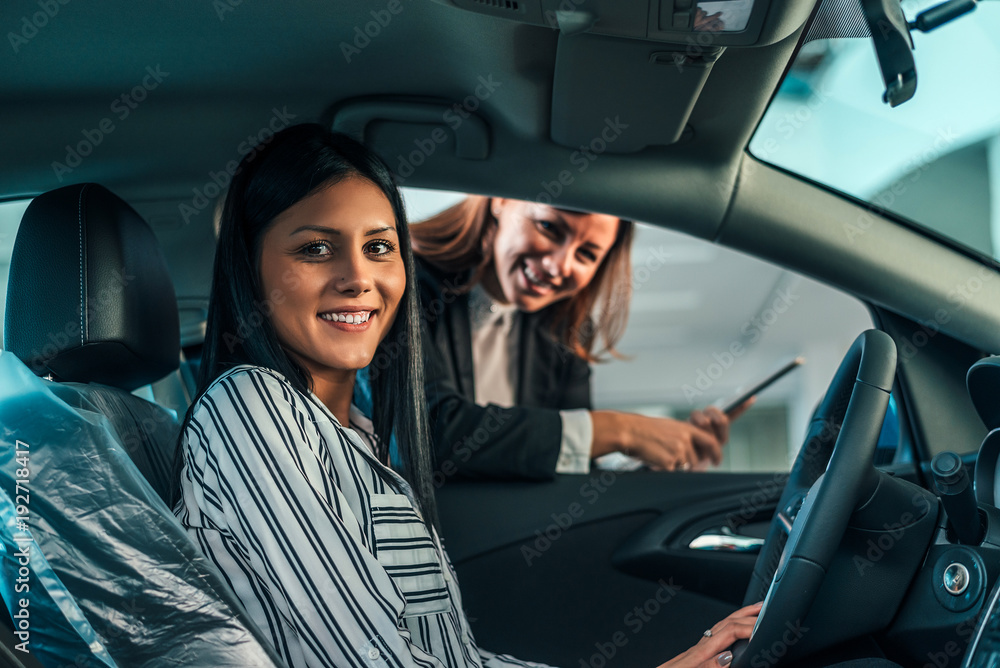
[732,329,897,668]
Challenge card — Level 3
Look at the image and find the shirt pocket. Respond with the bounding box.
[369,493,450,618]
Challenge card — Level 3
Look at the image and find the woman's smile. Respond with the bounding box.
[317,307,376,330]
[518,259,559,295]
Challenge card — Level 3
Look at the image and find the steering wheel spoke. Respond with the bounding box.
[776,489,809,534]
[733,330,897,668]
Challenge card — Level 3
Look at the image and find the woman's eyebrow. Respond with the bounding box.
[289,224,396,236]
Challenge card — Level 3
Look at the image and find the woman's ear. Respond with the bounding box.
[490,198,508,218]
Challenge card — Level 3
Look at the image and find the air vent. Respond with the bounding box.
[473,0,520,11]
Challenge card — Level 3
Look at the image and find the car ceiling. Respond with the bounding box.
[1,1,804,218]
[4,0,1000,355]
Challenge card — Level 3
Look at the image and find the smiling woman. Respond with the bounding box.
[173,123,759,668]
[410,196,753,483]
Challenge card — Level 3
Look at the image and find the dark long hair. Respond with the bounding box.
[189,123,438,527]
[410,195,634,362]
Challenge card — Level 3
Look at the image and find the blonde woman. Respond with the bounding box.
[411,196,751,481]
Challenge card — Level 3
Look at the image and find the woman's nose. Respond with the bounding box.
[333,251,374,295]
[543,246,574,279]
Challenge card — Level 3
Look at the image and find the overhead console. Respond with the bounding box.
[431,0,817,153]
[429,0,817,47]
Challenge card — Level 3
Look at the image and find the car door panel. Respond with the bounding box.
[437,470,781,666]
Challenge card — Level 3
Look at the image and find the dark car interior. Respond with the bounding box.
[3,0,1000,666]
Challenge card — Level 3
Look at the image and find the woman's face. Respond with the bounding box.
[258,177,405,379]
[489,199,620,312]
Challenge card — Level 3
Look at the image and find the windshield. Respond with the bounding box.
[749,1,1000,261]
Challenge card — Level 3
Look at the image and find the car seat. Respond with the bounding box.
[0,183,285,666]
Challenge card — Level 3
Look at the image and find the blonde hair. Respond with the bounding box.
[410,195,634,363]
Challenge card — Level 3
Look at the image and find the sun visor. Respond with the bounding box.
[550,32,721,153]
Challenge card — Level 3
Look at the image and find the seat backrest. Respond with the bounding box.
[0,183,285,666]
[0,352,285,666]
[4,183,183,506]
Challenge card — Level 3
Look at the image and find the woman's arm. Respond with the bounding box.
[186,368,445,668]
[590,401,755,471]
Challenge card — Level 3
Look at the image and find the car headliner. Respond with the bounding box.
[3,0,1000,353]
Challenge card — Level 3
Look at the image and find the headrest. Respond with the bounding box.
[4,184,179,390]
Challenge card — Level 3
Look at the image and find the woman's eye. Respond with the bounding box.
[579,249,597,263]
[365,240,396,256]
[302,241,332,257]
[535,220,560,237]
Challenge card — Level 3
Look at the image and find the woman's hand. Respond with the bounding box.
[591,398,754,471]
[688,398,755,464]
[656,602,763,668]
[591,411,721,470]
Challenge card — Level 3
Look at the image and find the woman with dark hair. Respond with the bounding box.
[411,197,751,481]
[174,123,760,667]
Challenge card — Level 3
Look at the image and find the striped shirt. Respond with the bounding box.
[175,364,551,668]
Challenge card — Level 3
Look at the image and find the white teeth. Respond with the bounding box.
[523,265,552,288]
[320,311,372,324]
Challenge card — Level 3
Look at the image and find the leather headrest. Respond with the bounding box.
[4,184,179,390]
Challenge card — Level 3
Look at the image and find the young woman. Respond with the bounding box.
[411,197,751,481]
[174,124,759,667]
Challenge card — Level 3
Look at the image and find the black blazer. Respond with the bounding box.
[417,258,592,480]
